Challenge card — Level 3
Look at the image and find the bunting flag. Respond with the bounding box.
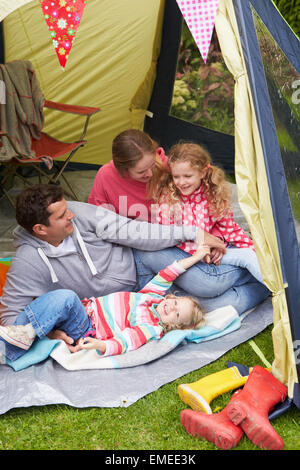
[39,0,87,70]
[176,0,220,63]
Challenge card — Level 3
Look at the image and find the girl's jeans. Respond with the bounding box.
[2,289,92,362]
[133,247,269,315]
[221,247,263,284]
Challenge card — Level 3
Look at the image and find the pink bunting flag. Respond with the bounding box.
[176,0,220,63]
[39,0,87,70]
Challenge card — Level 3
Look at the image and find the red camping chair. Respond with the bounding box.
[0,99,100,206]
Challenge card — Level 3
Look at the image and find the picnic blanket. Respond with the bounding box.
[0,60,44,162]
[0,297,273,414]
[6,305,241,371]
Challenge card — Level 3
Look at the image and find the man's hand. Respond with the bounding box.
[197,229,226,253]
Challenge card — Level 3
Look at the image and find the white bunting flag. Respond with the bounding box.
[176,0,220,63]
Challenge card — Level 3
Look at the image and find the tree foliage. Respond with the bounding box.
[273,0,300,37]
[170,0,300,136]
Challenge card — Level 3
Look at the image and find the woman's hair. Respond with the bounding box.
[161,294,206,334]
[112,129,159,176]
[149,142,231,219]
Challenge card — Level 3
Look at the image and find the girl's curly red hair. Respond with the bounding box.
[148,142,232,219]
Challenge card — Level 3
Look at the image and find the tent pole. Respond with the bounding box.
[0,22,4,63]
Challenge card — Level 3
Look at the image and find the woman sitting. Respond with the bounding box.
[88,129,168,222]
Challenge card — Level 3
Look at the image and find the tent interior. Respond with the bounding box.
[0,0,300,417]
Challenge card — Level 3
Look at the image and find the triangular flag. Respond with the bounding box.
[176,0,220,63]
[39,0,87,70]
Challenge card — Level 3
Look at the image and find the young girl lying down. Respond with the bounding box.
[0,245,210,361]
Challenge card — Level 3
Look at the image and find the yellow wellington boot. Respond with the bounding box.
[178,366,253,414]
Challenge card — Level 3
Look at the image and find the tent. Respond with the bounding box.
[0,0,300,412]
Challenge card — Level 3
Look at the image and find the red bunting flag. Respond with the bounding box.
[176,0,220,63]
[39,0,87,70]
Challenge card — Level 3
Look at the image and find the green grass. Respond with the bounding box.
[0,326,299,450]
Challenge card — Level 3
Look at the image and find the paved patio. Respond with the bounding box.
[0,169,97,257]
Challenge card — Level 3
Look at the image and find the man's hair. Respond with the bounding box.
[16,184,64,233]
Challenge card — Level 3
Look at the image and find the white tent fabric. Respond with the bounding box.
[0,0,33,21]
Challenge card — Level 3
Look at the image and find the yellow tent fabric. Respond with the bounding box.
[2,0,164,165]
[215,0,298,396]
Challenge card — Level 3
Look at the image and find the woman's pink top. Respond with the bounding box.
[88,148,168,222]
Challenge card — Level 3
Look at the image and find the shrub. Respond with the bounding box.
[170,28,234,135]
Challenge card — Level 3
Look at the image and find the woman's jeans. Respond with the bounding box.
[2,289,92,362]
[133,247,269,315]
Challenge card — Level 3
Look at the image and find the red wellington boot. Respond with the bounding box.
[226,365,288,450]
[180,400,244,450]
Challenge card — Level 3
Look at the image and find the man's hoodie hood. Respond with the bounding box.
[13,221,97,283]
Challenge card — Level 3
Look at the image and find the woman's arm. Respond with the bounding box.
[88,168,108,206]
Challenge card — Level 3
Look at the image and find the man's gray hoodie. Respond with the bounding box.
[0,201,198,325]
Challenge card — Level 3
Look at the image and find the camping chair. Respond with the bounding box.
[0,99,100,206]
[0,61,100,205]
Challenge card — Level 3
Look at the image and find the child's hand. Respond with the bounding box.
[196,244,211,260]
[176,244,211,271]
[79,337,106,354]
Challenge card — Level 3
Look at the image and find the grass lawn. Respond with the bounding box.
[0,325,299,451]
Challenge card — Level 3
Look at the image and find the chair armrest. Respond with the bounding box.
[44,100,100,116]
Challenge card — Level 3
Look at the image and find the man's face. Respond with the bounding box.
[43,198,74,246]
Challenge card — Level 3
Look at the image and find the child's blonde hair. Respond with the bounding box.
[161,294,206,334]
[149,142,231,219]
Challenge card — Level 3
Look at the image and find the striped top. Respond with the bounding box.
[82,261,185,356]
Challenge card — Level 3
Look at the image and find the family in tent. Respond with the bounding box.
[0,128,269,360]
[1,127,289,451]
[0,0,299,453]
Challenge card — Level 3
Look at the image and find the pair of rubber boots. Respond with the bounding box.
[180,365,288,450]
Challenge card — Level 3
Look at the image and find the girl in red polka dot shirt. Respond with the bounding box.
[148,142,263,284]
